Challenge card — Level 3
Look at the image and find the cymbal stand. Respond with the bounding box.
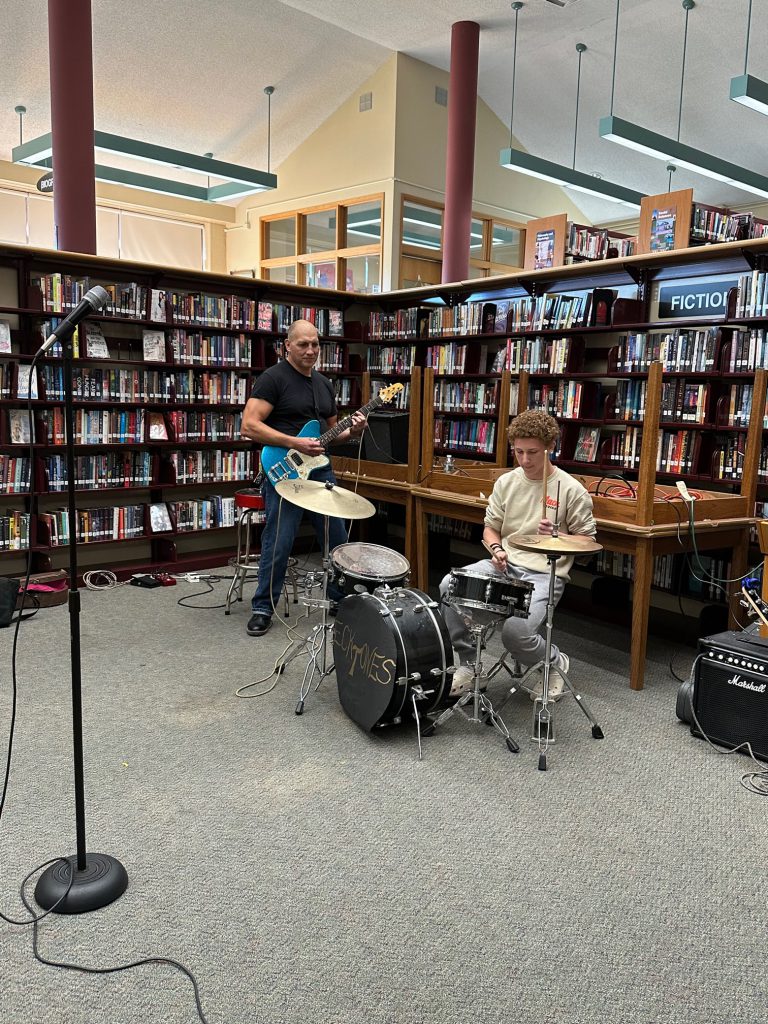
[504,551,604,771]
[278,513,335,715]
[426,618,519,754]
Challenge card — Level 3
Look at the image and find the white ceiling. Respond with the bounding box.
[1,0,767,224]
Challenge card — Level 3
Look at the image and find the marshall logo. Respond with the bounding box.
[726,672,767,694]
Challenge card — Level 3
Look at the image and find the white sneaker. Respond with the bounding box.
[529,653,570,701]
[449,665,487,696]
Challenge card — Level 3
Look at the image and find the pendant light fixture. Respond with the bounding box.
[730,0,768,114]
[600,0,768,199]
[500,3,644,209]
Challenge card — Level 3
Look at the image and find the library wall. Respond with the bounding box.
[392,54,589,225]
[0,160,232,274]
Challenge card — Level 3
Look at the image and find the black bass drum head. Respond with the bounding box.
[333,589,453,731]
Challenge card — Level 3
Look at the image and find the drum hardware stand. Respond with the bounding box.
[425,621,520,754]
[494,551,604,771]
[281,514,335,716]
[409,683,440,761]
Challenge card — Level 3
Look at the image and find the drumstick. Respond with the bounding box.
[481,538,506,573]
[541,448,550,520]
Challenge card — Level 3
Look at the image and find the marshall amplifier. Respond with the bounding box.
[692,629,768,761]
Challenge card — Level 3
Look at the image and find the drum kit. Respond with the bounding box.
[271,478,605,769]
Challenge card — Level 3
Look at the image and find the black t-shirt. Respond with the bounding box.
[250,360,337,436]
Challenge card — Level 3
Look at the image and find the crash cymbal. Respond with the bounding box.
[275,478,376,519]
[509,532,602,555]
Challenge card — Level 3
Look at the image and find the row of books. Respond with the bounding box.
[335,378,360,408]
[567,225,635,261]
[168,330,253,366]
[428,514,474,540]
[39,504,146,546]
[433,417,496,454]
[44,452,154,491]
[30,274,147,320]
[690,208,754,244]
[269,304,344,337]
[616,329,718,372]
[170,495,238,532]
[727,329,768,372]
[367,346,416,374]
[528,380,589,419]
[716,437,746,481]
[0,455,31,493]
[433,380,499,414]
[593,550,675,590]
[167,449,253,485]
[426,344,467,374]
[35,366,250,405]
[317,344,344,372]
[734,270,768,318]
[501,336,576,374]
[592,548,729,602]
[36,408,147,445]
[0,510,30,550]
[367,289,613,340]
[27,276,347,334]
[605,428,700,474]
[163,411,243,443]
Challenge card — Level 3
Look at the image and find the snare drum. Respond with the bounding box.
[446,569,533,619]
[330,542,410,597]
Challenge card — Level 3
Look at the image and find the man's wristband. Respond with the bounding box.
[490,543,503,552]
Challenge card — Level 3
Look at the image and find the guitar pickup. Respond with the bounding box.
[288,453,304,467]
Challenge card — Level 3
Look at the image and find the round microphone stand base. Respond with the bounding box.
[35,852,128,915]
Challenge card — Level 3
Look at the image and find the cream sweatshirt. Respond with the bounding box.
[484,465,596,579]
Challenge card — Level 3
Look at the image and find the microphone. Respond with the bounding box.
[39,285,110,354]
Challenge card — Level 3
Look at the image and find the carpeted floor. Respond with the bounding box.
[1,567,765,1024]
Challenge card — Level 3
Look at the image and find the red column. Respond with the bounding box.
[442,21,479,285]
[48,0,97,254]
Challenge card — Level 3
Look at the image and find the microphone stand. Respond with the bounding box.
[34,325,128,914]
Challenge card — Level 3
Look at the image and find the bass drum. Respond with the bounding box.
[333,588,453,731]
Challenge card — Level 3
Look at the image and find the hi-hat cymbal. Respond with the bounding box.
[509,532,602,555]
[275,478,376,519]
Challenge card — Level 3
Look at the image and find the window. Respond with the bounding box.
[259,195,384,294]
[398,195,525,286]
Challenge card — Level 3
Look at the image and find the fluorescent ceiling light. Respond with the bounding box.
[13,131,276,202]
[730,73,768,115]
[599,115,768,199]
[500,147,645,209]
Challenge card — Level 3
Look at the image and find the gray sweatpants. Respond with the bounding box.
[439,558,566,667]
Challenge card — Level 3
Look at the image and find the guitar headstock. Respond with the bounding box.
[377,383,405,405]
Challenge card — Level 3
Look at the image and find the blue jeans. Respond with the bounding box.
[251,465,348,615]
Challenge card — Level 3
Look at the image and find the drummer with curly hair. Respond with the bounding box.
[439,409,596,700]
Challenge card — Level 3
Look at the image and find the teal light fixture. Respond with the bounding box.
[12,131,276,203]
[730,1,768,114]
[499,4,645,210]
[601,0,768,199]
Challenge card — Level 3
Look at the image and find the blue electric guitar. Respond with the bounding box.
[261,383,404,485]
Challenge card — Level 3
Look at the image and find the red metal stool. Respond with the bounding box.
[225,489,298,616]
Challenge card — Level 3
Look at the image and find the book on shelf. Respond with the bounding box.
[147,412,169,441]
[143,330,166,362]
[328,310,344,337]
[534,229,556,270]
[9,409,33,445]
[149,502,173,533]
[84,325,110,359]
[0,319,11,354]
[650,208,677,252]
[16,364,38,399]
[150,289,166,322]
[257,301,274,332]
[573,427,600,463]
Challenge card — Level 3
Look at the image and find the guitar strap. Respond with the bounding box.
[310,369,332,429]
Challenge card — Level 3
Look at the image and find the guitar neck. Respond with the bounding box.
[318,394,384,446]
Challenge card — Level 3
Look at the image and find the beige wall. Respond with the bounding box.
[0,159,232,273]
[393,53,589,223]
[226,56,398,280]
